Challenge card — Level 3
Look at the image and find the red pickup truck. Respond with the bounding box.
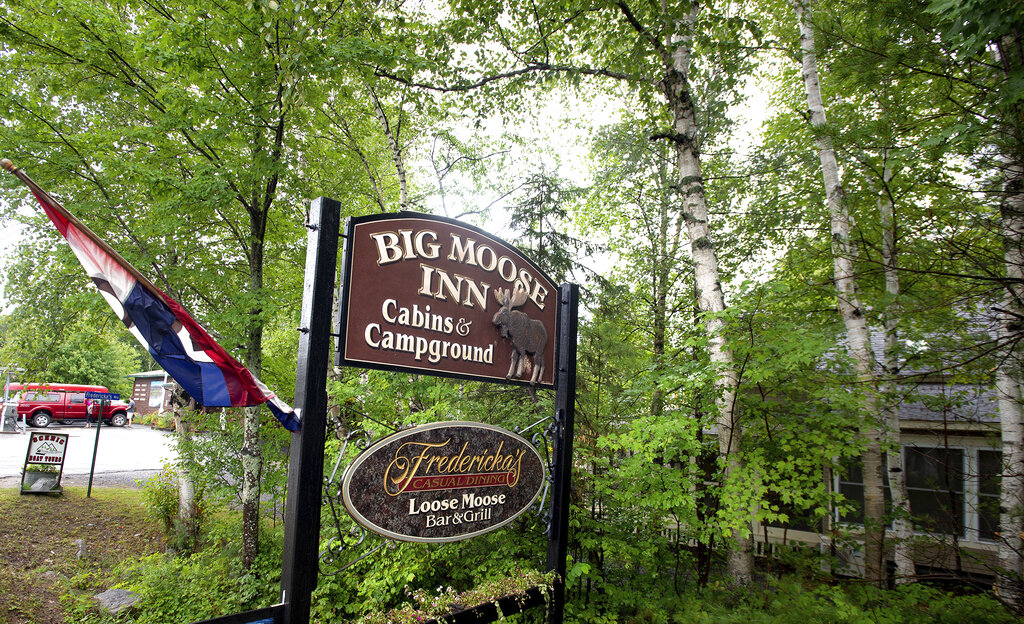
[11,383,130,428]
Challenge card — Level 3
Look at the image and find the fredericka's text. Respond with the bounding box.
[384,438,527,496]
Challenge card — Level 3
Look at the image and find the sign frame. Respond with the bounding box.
[335,212,559,389]
[268,200,578,624]
[341,421,546,543]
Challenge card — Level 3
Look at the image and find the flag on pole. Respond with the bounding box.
[1,158,300,431]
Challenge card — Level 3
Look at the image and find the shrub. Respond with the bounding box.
[122,550,249,623]
[661,578,1021,624]
[140,466,178,535]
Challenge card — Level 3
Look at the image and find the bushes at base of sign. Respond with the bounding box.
[139,467,179,534]
[62,549,259,624]
[358,568,555,624]
[559,574,1017,624]
[138,465,209,554]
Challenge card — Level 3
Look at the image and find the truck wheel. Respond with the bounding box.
[32,412,52,428]
[109,412,127,427]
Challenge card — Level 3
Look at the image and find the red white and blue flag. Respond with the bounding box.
[3,160,300,431]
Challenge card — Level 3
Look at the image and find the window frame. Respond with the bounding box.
[833,444,993,542]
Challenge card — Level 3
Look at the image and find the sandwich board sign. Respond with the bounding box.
[21,431,69,494]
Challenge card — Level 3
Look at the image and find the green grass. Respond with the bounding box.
[0,486,164,624]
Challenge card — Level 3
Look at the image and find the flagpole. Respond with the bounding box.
[0,158,168,303]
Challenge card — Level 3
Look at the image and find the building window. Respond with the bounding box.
[835,445,1006,543]
[148,381,164,408]
[977,450,1002,542]
[837,447,968,537]
[904,446,964,536]
[837,456,890,525]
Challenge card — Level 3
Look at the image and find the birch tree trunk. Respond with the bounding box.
[241,405,263,569]
[996,158,1024,609]
[792,0,886,586]
[369,86,411,210]
[171,387,199,550]
[241,222,266,571]
[993,27,1024,610]
[877,161,915,582]
[663,3,752,585]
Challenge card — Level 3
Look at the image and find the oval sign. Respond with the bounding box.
[342,421,546,543]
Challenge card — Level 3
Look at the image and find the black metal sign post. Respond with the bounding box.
[87,398,104,498]
[84,391,119,498]
[279,197,340,624]
[547,283,578,624]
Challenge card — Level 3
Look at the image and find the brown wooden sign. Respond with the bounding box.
[337,213,557,388]
[341,421,546,542]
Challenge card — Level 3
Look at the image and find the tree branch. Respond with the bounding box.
[375,62,638,93]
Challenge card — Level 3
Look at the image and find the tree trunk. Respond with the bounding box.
[650,193,672,420]
[664,3,751,585]
[792,0,886,586]
[369,86,410,211]
[991,25,1024,610]
[171,387,200,550]
[996,158,1024,610]
[241,404,263,569]
[877,162,915,582]
[241,208,268,571]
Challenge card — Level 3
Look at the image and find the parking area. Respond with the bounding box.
[0,423,177,486]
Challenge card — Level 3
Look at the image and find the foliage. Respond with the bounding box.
[53,507,284,624]
[0,0,1021,618]
[139,467,180,535]
[171,407,292,524]
[0,0,443,565]
[117,550,255,624]
[0,241,142,394]
[359,568,554,624]
[666,579,1019,624]
[507,167,594,284]
[139,465,209,553]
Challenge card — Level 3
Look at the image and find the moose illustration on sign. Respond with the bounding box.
[492,286,549,385]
